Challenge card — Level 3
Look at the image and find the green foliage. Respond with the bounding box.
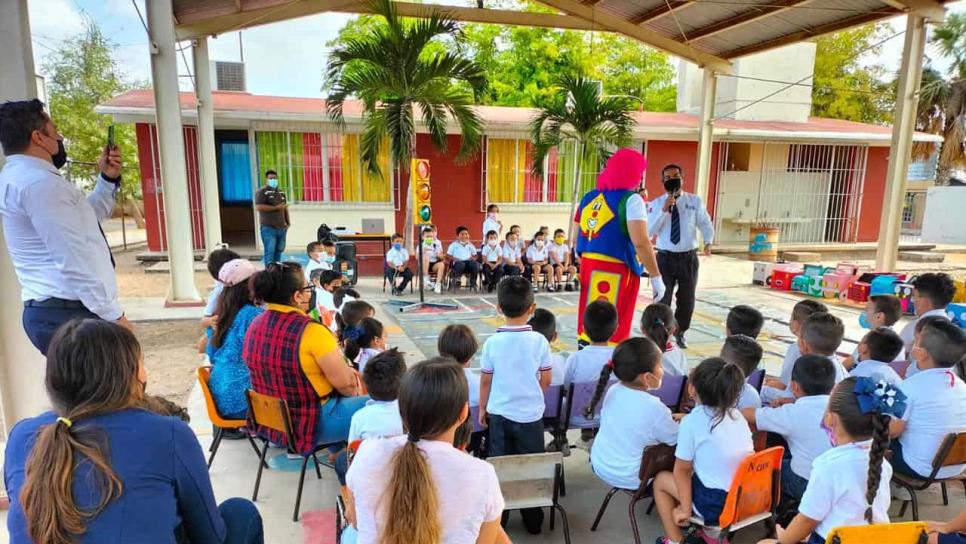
[42,17,144,198]
[811,23,893,124]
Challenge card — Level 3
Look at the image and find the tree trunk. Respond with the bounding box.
[567,140,585,244]
[403,137,417,253]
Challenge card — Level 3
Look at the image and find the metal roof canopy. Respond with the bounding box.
[171,0,949,74]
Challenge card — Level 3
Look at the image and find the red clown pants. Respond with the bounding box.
[577,255,640,344]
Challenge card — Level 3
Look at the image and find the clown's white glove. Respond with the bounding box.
[650,275,666,301]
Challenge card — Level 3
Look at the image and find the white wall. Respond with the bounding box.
[921,186,966,243]
[499,203,573,240]
[286,203,396,247]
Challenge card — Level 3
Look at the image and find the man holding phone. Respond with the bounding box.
[0,99,130,355]
[646,163,714,349]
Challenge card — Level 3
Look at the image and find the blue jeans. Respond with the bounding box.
[219,498,264,544]
[22,304,98,355]
[260,225,288,266]
[781,458,809,502]
[314,395,369,447]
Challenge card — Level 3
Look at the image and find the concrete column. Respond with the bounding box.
[192,37,223,255]
[147,0,201,303]
[694,68,717,242]
[0,0,48,433]
[877,14,927,271]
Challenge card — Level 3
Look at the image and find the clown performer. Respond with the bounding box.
[575,148,665,344]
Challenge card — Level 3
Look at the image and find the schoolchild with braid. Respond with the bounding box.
[587,337,679,491]
[757,376,903,544]
[641,303,689,377]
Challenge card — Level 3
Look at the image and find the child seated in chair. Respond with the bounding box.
[480,229,505,293]
[343,317,387,373]
[843,294,903,370]
[384,233,412,296]
[848,327,904,385]
[548,228,577,291]
[438,324,485,456]
[421,225,447,294]
[726,305,764,339]
[720,334,764,409]
[312,269,343,329]
[762,299,827,403]
[641,303,688,377]
[502,230,524,278]
[565,301,619,438]
[447,225,479,289]
[525,230,553,292]
[529,308,568,386]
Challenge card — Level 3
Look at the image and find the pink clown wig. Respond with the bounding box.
[596,148,647,191]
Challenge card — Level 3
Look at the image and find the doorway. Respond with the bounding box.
[215,130,255,248]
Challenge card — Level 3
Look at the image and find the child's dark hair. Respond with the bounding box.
[363,348,406,401]
[505,231,516,241]
[142,395,190,423]
[322,239,336,249]
[690,358,745,430]
[919,318,966,369]
[456,225,469,235]
[791,299,828,324]
[791,355,836,396]
[391,232,403,241]
[497,276,534,318]
[207,247,240,280]
[528,308,557,342]
[914,314,949,334]
[583,337,662,418]
[336,300,376,339]
[553,228,565,237]
[869,295,902,326]
[720,334,763,378]
[319,269,342,287]
[827,377,891,523]
[251,262,304,305]
[801,312,844,355]
[333,287,360,308]
[726,305,764,338]
[912,272,957,309]
[486,229,498,239]
[487,203,499,213]
[306,241,321,254]
[509,224,520,233]
[344,317,384,362]
[641,303,675,353]
[584,300,618,343]
[862,327,904,362]
[437,324,479,365]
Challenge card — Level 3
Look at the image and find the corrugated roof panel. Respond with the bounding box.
[597,0,654,20]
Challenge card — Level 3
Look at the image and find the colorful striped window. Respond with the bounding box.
[485,138,598,204]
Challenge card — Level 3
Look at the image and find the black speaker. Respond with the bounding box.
[336,241,356,261]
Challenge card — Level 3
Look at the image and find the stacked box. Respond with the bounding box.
[947,303,966,328]
[753,262,776,286]
[771,263,804,291]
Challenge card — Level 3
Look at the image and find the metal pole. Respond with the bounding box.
[417,225,424,303]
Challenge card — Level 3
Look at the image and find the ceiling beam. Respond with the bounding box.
[334,2,603,31]
[629,1,693,25]
[685,0,812,42]
[880,0,945,22]
[535,0,732,72]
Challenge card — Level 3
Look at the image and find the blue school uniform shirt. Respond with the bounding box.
[206,304,264,416]
[4,409,227,543]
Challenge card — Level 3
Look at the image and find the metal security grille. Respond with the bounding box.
[713,142,868,245]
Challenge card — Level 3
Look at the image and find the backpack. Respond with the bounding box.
[317,223,339,244]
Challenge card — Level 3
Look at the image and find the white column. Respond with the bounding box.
[192,37,223,254]
[694,68,717,243]
[877,14,927,271]
[147,0,201,303]
[0,0,48,432]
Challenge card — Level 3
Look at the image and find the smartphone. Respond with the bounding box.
[107,125,115,150]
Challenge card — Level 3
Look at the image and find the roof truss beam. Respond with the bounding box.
[629,1,693,25]
[880,0,945,21]
[685,0,813,42]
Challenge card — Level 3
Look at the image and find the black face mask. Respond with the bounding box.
[51,139,68,170]
[663,177,682,193]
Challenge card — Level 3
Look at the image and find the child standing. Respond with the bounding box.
[344,317,387,373]
[548,228,577,291]
[480,230,505,293]
[762,300,829,403]
[587,337,678,491]
[758,376,901,544]
[653,358,753,544]
[482,203,503,242]
[447,226,479,289]
[641,303,689,377]
[529,308,568,386]
[479,276,551,533]
[726,305,765,338]
[720,334,764,409]
[848,327,905,385]
[502,230,524,278]
[385,233,412,296]
[421,225,447,294]
[565,301,619,434]
[525,230,553,292]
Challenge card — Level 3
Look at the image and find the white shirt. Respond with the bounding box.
[526,243,549,263]
[549,351,569,386]
[481,242,502,263]
[356,347,383,374]
[0,154,121,319]
[315,288,336,313]
[464,367,481,407]
[503,243,522,266]
[849,359,903,386]
[304,258,331,283]
[676,405,754,492]
[900,308,949,374]
[762,343,801,402]
[386,247,409,268]
[736,383,761,410]
[798,440,892,538]
[447,241,477,261]
[348,436,504,544]
[754,395,832,480]
[347,399,404,443]
[422,238,443,262]
[204,281,224,317]
[564,345,614,386]
[898,367,966,479]
[591,383,679,490]
[480,325,552,423]
[662,345,689,377]
[482,216,502,241]
[646,192,715,252]
[548,242,569,265]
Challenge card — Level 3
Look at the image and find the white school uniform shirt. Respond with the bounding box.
[0,154,122,319]
[315,288,336,313]
[662,345,689,377]
[646,192,715,252]
[422,238,444,262]
[480,325,552,423]
[564,345,614,386]
[849,359,902,386]
[798,440,892,539]
[762,343,802,402]
[386,247,409,268]
[897,367,966,479]
[754,395,832,480]
[482,216,502,241]
[549,352,569,387]
[503,243,522,266]
[347,399,404,443]
[355,347,383,374]
[526,243,549,263]
[447,241,477,261]
[304,258,331,283]
[900,308,949,377]
[591,383,679,490]
[736,383,761,410]
[464,367,481,407]
[676,405,754,492]
[348,436,504,544]
[204,281,224,317]
[481,242,503,263]
[548,242,569,265]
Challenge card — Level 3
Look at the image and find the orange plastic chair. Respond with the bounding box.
[825,521,929,544]
[689,446,785,542]
[196,366,264,469]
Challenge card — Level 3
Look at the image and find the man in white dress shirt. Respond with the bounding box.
[646,163,714,349]
[0,99,130,354]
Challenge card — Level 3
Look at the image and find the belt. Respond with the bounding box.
[24,297,86,309]
[657,249,698,255]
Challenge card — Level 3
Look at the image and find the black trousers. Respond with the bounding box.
[451,260,480,287]
[482,263,504,290]
[385,266,413,292]
[657,249,699,333]
[22,301,99,355]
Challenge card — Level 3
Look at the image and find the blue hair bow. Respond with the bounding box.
[853,377,906,419]
[342,325,364,343]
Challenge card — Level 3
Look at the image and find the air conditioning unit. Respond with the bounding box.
[212,61,246,92]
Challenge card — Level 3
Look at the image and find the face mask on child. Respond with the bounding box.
[554,236,565,245]
[423,236,435,246]
[488,212,498,220]
[310,252,322,262]
[535,240,545,249]
[393,243,403,251]
[858,312,872,329]
[488,240,498,248]
[324,254,336,264]
[820,417,838,447]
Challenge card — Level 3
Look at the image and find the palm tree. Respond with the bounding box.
[326,0,486,244]
[530,75,635,241]
[913,13,966,184]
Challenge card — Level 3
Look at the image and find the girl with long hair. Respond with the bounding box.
[641,303,688,377]
[343,317,387,373]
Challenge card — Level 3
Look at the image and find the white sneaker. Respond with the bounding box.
[434,282,442,294]
[425,279,435,290]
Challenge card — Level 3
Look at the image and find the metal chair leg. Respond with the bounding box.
[590,488,620,531]
[898,500,909,518]
[910,489,920,521]
[252,440,270,501]
[559,461,567,497]
[246,433,268,469]
[941,482,949,505]
[313,452,323,479]
[555,504,572,544]
[629,497,644,544]
[207,428,223,468]
[208,427,221,452]
[646,499,656,515]
[294,455,310,521]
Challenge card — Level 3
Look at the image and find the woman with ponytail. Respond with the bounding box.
[344,357,508,544]
[587,337,679,491]
[757,377,902,544]
[3,319,262,544]
[641,303,688,377]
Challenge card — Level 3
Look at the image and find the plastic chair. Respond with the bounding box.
[893,431,966,520]
[564,381,608,430]
[648,375,688,412]
[746,369,765,392]
[196,366,264,469]
[543,384,566,441]
[825,521,929,544]
[888,360,912,379]
[590,443,676,544]
[246,389,340,522]
[689,446,785,542]
[488,452,571,544]
[470,404,485,433]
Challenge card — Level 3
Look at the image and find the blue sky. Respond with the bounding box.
[26,0,966,99]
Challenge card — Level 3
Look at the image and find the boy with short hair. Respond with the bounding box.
[447,225,479,289]
[742,354,836,505]
[502,230,524,278]
[762,299,828,402]
[421,225,447,294]
[481,229,505,293]
[312,269,343,329]
[797,312,848,385]
[479,275,551,533]
[844,294,903,369]
[901,272,958,373]
[385,233,412,296]
[720,334,764,409]
[726,305,765,338]
[565,301,618,436]
[849,327,905,385]
[548,228,577,291]
[529,308,567,386]
[304,241,329,283]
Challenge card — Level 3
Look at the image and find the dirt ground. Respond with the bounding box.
[134,319,206,406]
[114,247,215,298]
